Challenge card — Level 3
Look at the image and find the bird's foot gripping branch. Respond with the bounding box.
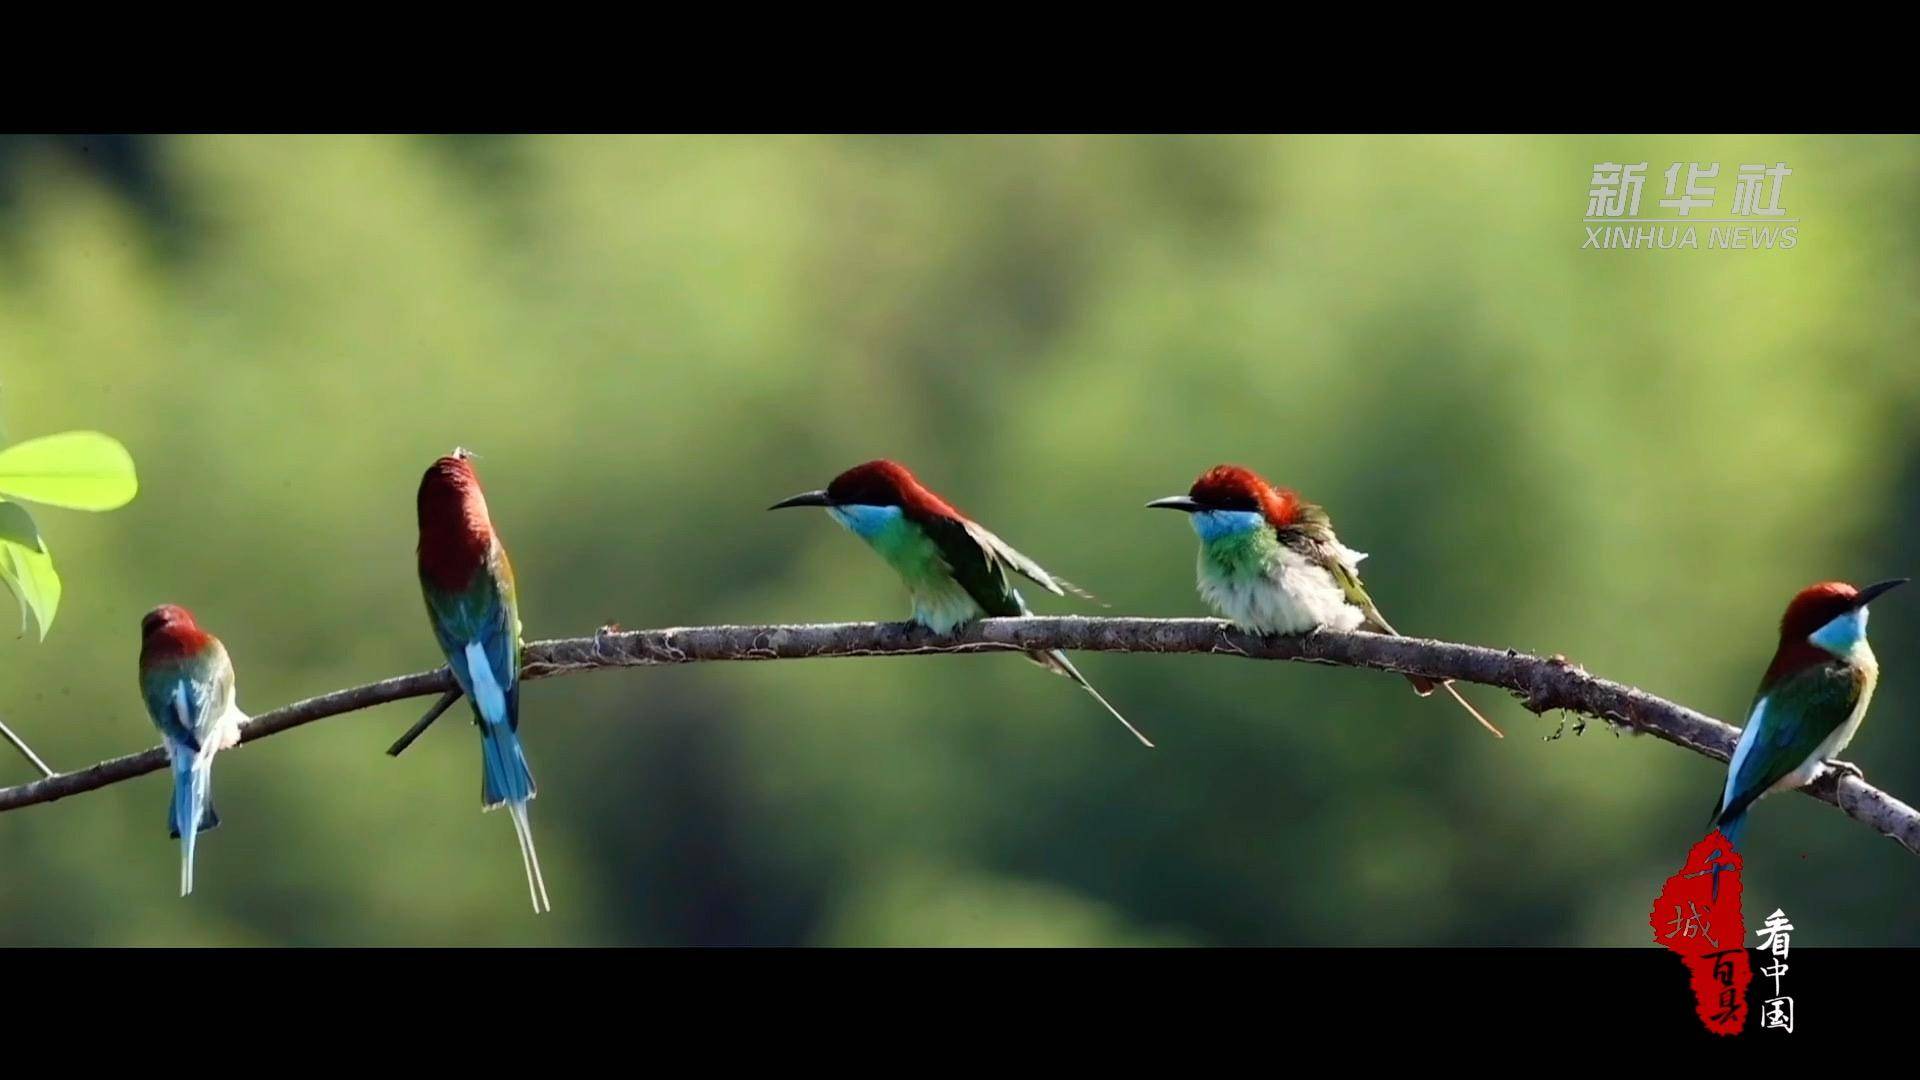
[1,616,1917,858]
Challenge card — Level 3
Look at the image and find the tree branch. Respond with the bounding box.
[2,617,1914,856]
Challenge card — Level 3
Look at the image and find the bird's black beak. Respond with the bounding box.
[1146,495,1204,513]
[1855,578,1910,608]
[768,489,833,511]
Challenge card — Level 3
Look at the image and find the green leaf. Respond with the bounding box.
[0,536,60,640]
[0,561,21,636]
[0,431,139,511]
[0,502,44,552]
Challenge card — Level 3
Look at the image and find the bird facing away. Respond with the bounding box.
[1147,464,1501,738]
[139,604,248,896]
[1710,578,1906,849]
[770,459,1153,747]
[418,449,550,913]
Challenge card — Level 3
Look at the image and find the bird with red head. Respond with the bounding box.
[1149,464,1501,738]
[1710,577,1906,848]
[138,603,249,896]
[771,459,1153,747]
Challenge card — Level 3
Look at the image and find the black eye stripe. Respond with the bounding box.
[826,481,902,508]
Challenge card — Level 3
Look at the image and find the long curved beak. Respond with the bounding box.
[768,489,832,511]
[1855,578,1909,607]
[1146,495,1203,513]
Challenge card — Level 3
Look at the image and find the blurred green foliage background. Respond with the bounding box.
[1,134,1916,945]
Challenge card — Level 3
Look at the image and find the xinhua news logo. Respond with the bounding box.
[1584,162,1798,251]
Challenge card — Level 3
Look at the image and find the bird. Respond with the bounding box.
[138,604,248,896]
[416,448,550,913]
[769,459,1153,747]
[1147,463,1501,738]
[1709,578,1906,849]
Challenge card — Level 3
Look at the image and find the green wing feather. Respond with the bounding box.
[495,545,524,646]
[918,515,1021,615]
[962,519,1097,601]
[918,514,1088,617]
[1719,662,1860,822]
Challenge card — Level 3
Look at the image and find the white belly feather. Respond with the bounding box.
[1198,545,1365,635]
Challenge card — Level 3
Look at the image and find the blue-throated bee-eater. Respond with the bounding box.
[1710,578,1905,848]
[139,604,249,896]
[770,459,1153,747]
[417,449,550,913]
[1148,464,1500,737]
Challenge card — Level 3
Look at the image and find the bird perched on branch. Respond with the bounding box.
[138,604,247,896]
[1147,464,1501,737]
[770,459,1153,747]
[417,448,549,913]
[1710,578,1906,849]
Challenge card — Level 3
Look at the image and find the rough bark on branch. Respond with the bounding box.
[1,617,1914,856]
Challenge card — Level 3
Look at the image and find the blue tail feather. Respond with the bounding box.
[168,791,219,838]
[1708,788,1750,851]
[1716,812,1747,851]
[479,720,536,808]
[170,758,214,896]
[477,720,550,912]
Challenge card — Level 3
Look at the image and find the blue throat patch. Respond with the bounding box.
[1190,509,1266,543]
[1810,607,1868,654]
[828,503,903,539]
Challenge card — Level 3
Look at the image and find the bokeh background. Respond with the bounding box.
[1,134,1915,945]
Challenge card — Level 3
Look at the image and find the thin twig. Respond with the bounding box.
[0,715,54,778]
[0,617,1913,857]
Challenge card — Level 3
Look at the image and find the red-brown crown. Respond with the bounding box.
[417,452,496,589]
[826,459,962,521]
[140,604,214,664]
[1189,464,1303,527]
[1778,582,1864,643]
[141,604,198,639]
